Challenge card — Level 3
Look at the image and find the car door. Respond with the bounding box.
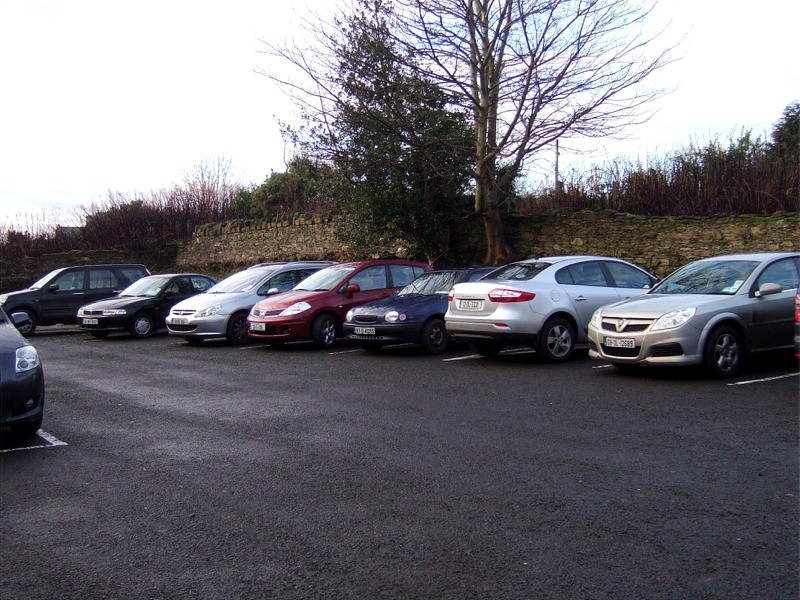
[747,257,800,350]
[84,267,126,306]
[341,265,392,315]
[37,268,87,322]
[555,261,619,330]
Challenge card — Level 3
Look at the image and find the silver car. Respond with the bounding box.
[445,256,657,361]
[587,252,800,377]
[165,261,334,345]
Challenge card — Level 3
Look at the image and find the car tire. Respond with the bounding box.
[470,341,502,357]
[90,331,111,339]
[130,313,155,338]
[421,318,449,355]
[703,324,744,378]
[537,316,575,362]
[361,341,384,353]
[225,312,250,345]
[311,314,337,349]
[10,414,42,436]
[14,309,37,337]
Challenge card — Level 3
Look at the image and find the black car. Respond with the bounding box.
[0,264,151,336]
[0,308,45,436]
[77,273,216,339]
[343,267,495,354]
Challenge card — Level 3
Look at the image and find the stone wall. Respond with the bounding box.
[174,211,799,279]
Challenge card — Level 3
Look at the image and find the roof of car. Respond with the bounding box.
[247,260,338,270]
[692,252,799,262]
[516,255,620,265]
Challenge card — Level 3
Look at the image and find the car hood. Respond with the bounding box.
[171,291,251,311]
[254,289,327,309]
[0,323,28,361]
[352,294,445,316]
[81,296,148,310]
[599,293,737,317]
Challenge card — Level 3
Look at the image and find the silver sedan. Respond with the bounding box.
[587,252,800,377]
[445,256,657,361]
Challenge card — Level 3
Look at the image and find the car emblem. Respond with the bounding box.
[615,319,628,332]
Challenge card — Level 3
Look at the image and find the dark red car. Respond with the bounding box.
[247,260,430,349]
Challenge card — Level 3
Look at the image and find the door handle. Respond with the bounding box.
[573,295,587,301]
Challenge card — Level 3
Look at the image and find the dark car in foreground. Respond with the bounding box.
[0,263,150,336]
[344,267,495,354]
[247,260,431,349]
[588,252,800,377]
[77,273,217,339]
[0,308,44,436]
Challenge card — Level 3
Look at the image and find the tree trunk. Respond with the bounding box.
[475,156,515,265]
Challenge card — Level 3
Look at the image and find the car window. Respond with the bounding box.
[652,260,759,295]
[52,270,85,291]
[756,258,800,291]
[399,271,459,296]
[89,269,119,290]
[118,266,147,284]
[266,272,297,293]
[556,262,609,287]
[190,276,214,293]
[486,262,550,281]
[389,265,419,288]
[604,261,653,289]
[350,266,388,291]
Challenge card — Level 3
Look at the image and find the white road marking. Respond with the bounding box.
[0,430,67,454]
[592,364,614,369]
[443,354,483,361]
[727,372,799,386]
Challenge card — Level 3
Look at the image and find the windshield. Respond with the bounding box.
[483,262,551,282]
[119,275,172,298]
[651,260,758,295]
[207,268,277,294]
[295,265,356,291]
[399,271,461,296]
[29,268,65,290]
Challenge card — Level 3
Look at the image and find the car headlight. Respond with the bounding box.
[345,310,354,322]
[196,304,223,318]
[280,302,311,316]
[102,309,127,316]
[651,307,696,332]
[589,308,603,329]
[16,345,40,373]
[384,311,406,323]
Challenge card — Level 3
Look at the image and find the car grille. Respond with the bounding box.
[649,343,684,357]
[81,309,104,316]
[353,315,380,324]
[601,344,639,358]
[171,309,196,316]
[600,318,654,333]
[251,308,284,318]
[169,324,197,332]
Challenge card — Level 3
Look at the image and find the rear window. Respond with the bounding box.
[484,262,551,282]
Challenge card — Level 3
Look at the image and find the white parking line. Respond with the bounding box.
[443,354,483,361]
[0,430,67,454]
[592,364,614,369]
[727,372,800,386]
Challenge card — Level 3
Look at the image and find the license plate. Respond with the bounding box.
[82,318,98,325]
[354,326,376,335]
[171,318,188,325]
[458,299,483,311]
[250,322,266,331]
[603,336,635,349]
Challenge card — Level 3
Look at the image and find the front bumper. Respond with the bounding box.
[78,315,130,332]
[343,322,423,345]
[247,316,312,342]
[0,366,45,427]
[586,324,703,366]
[166,314,229,339]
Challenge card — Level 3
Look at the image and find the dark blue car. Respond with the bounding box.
[343,267,495,354]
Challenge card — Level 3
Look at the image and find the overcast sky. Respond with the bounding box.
[1,0,798,229]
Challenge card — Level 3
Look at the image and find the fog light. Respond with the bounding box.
[24,398,36,411]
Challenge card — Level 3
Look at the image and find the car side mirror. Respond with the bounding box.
[47,283,60,293]
[266,287,280,296]
[345,283,360,298]
[11,312,31,328]
[754,282,782,298]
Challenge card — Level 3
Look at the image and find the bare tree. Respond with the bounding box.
[388,0,675,262]
[260,0,676,263]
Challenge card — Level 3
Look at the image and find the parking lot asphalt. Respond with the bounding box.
[2,327,798,599]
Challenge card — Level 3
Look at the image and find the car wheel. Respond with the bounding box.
[15,309,37,336]
[90,331,111,339]
[421,318,449,355]
[703,325,744,378]
[470,341,502,357]
[537,316,575,362]
[225,312,250,345]
[130,313,155,338]
[361,341,384,353]
[311,314,337,349]
[10,414,42,436]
